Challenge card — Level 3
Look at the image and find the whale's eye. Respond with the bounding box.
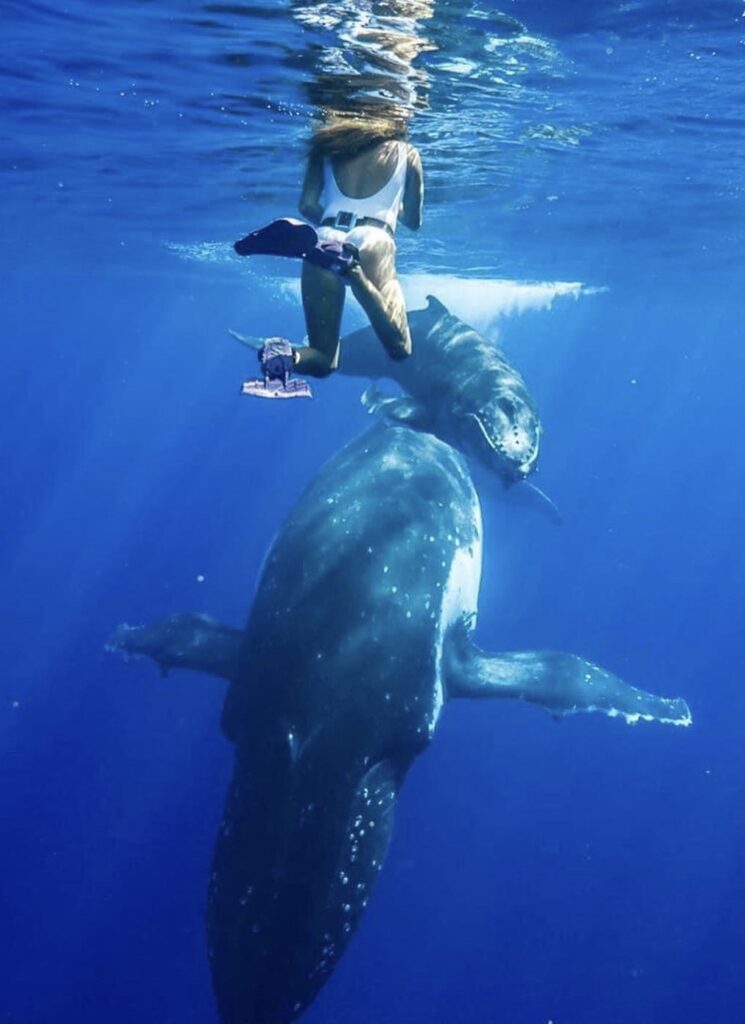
[497,397,516,418]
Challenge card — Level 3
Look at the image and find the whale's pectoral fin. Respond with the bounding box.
[520,481,563,525]
[107,613,242,682]
[361,384,432,430]
[444,626,691,727]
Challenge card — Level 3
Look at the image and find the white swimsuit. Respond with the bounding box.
[318,141,407,244]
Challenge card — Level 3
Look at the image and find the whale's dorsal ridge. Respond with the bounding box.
[425,294,449,318]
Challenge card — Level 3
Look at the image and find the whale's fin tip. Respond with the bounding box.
[501,480,562,525]
[523,482,563,525]
[445,641,692,729]
[228,328,264,351]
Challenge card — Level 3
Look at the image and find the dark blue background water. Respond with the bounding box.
[3,2,744,1022]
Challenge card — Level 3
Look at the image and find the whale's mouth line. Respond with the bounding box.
[468,412,501,454]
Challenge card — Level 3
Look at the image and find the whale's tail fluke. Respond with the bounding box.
[444,623,692,727]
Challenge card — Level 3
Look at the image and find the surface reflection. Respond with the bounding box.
[292,0,435,135]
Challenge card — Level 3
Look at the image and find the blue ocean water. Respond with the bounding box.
[2,2,744,1022]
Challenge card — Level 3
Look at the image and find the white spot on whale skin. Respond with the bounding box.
[379,450,415,475]
[288,730,300,763]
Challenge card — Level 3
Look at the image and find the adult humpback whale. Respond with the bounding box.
[110,424,690,1024]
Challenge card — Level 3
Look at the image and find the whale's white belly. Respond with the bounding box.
[429,498,483,737]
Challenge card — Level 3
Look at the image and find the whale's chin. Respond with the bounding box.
[463,412,539,484]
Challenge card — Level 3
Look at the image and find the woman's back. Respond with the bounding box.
[321,140,408,230]
[329,140,404,199]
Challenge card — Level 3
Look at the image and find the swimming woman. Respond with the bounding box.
[296,119,423,376]
[235,119,423,394]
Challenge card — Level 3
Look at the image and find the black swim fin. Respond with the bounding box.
[234,218,317,259]
[234,218,358,276]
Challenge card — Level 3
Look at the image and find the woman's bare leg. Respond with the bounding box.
[297,261,346,377]
[297,229,410,376]
[348,232,411,361]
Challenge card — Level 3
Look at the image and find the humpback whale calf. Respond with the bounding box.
[110,424,690,1024]
[338,295,542,485]
[232,296,543,488]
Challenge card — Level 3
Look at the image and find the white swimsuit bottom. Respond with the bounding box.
[316,223,395,249]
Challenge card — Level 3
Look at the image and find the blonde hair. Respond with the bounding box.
[309,112,408,160]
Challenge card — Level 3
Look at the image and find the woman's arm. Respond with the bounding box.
[299,154,324,225]
[399,145,423,230]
